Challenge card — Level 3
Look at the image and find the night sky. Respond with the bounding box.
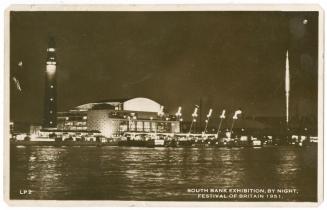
[10,11,318,123]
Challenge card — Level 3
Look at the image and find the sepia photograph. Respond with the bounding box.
[4,5,323,206]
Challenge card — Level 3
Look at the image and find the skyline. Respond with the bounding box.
[10,11,318,123]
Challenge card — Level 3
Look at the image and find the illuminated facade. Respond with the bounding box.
[56,97,180,138]
[43,37,57,128]
[57,110,88,130]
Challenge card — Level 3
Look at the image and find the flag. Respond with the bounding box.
[175,106,182,116]
[12,60,24,92]
[207,109,213,118]
[233,110,242,119]
[220,110,226,119]
[192,105,199,117]
[12,77,22,92]
[158,106,164,116]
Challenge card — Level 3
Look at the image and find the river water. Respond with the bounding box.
[10,145,317,201]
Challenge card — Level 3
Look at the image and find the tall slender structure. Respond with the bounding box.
[285,50,290,127]
[204,108,213,133]
[43,37,57,128]
[216,109,226,139]
[189,105,199,133]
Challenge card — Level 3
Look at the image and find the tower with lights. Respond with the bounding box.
[43,37,57,128]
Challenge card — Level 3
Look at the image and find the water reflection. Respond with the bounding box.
[10,146,317,201]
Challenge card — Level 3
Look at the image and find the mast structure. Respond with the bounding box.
[285,50,290,128]
[216,110,226,139]
[204,108,213,133]
[189,105,199,134]
[230,110,242,136]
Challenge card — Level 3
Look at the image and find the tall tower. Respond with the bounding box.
[285,50,290,126]
[43,37,57,128]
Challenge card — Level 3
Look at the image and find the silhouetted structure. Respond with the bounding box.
[43,37,57,128]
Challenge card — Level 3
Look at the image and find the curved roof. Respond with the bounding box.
[75,97,162,113]
[123,97,162,113]
[75,99,128,111]
[95,98,131,103]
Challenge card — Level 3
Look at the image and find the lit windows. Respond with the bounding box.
[144,121,150,132]
[136,121,143,132]
[46,64,56,73]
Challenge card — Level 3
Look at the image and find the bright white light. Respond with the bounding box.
[47,48,55,52]
[192,107,198,118]
[233,110,242,119]
[226,132,231,138]
[46,61,56,65]
[46,64,56,74]
[50,98,54,101]
[285,51,290,92]
[220,110,226,119]
[50,85,54,88]
[50,121,53,124]
[175,106,182,117]
[83,116,87,120]
[158,106,164,116]
[123,98,161,113]
[207,109,213,118]
[13,77,22,92]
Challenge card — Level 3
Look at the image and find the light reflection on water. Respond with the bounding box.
[10,146,317,201]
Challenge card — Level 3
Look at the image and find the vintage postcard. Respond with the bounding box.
[4,4,324,206]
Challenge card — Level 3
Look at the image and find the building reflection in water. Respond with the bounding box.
[10,146,317,201]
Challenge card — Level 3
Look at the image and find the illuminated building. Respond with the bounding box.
[43,37,57,128]
[56,97,180,138]
[57,110,88,131]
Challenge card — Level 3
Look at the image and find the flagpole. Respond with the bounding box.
[230,110,242,137]
[216,110,226,139]
[204,108,212,133]
[189,105,199,134]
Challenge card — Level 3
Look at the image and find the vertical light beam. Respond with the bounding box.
[285,50,290,125]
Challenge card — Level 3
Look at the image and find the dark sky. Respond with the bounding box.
[10,11,318,123]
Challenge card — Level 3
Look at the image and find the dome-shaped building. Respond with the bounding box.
[57,97,180,138]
